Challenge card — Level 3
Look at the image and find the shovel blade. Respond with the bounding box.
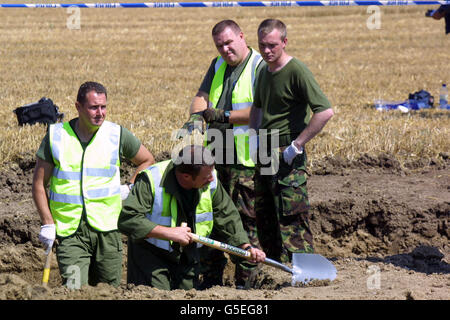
[292,253,337,284]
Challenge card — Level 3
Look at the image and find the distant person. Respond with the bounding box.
[118,145,266,290]
[250,19,334,263]
[426,5,450,34]
[177,19,265,289]
[32,81,155,288]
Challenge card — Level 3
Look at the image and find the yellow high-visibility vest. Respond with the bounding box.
[49,121,121,237]
[208,48,263,167]
[143,160,217,252]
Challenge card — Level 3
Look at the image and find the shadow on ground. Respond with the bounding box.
[365,245,450,274]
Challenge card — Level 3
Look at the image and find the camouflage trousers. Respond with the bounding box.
[255,150,314,264]
[198,163,260,289]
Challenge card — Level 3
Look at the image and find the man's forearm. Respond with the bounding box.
[32,187,54,225]
[146,225,192,246]
[129,145,155,183]
[130,161,153,184]
[249,106,262,130]
[32,158,55,225]
[293,108,334,148]
[228,107,251,125]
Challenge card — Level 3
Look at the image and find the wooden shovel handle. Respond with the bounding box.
[181,222,292,274]
[181,222,251,259]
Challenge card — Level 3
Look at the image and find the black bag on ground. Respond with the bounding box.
[13,97,64,126]
[408,90,434,109]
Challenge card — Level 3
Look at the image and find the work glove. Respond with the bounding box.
[176,113,204,139]
[282,141,304,165]
[202,107,226,123]
[120,183,133,200]
[39,224,56,254]
[425,9,436,17]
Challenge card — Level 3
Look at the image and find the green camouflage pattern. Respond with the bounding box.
[197,249,227,289]
[175,113,204,139]
[198,163,259,289]
[255,151,314,263]
[216,164,259,247]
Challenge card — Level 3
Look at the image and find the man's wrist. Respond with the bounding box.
[223,110,230,123]
[292,140,303,153]
[41,223,55,227]
[189,113,204,122]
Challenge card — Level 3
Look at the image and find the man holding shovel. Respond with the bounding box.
[250,19,334,263]
[32,81,155,288]
[118,145,266,290]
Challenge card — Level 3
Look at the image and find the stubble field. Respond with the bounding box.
[0,0,449,301]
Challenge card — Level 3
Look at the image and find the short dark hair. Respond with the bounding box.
[173,145,215,178]
[257,19,287,40]
[76,81,107,104]
[212,19,241,37]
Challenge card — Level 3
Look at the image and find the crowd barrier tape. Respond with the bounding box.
[0,1,449,9]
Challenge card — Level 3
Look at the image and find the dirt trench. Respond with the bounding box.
[0,152,449,300]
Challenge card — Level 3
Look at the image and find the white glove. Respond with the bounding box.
[39,224,56,254]
[283,141,304,165]
[120,184,133,200]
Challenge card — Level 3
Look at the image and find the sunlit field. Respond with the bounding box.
[0,0,449,169]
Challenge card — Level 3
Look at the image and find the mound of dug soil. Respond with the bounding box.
[0,152,448,300]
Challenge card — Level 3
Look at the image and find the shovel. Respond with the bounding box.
[181,223,337,285]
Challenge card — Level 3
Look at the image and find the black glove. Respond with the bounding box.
[176,113,204,139]
[202,108,227,123]
[425,9,435,17]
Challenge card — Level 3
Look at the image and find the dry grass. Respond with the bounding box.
[0,1,449,168]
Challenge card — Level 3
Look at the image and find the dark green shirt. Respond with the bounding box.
[36,118,141,163]
[253,58,332,147]
[118,161,250,260]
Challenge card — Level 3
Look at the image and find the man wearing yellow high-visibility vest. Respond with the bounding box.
[118,145,266,290]
[32,82,155,288]
[177,20,265,289]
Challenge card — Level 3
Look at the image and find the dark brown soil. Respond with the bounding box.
[0,152,449,300]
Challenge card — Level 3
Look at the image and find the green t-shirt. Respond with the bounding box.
[253,58,331,147]
[36,118,141,163]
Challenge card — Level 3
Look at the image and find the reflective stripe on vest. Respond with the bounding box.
[144,160,217,251]
[207,49,263,167]
[49,121,121,237]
